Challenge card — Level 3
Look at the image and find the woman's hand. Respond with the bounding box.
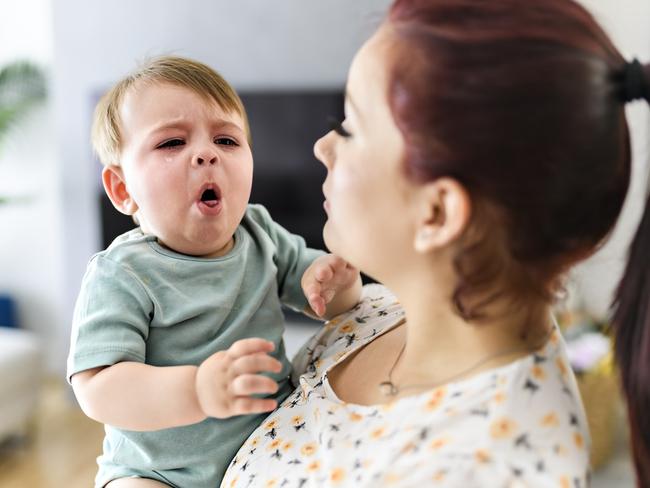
[195,338,282,419]
[302,254,362,318]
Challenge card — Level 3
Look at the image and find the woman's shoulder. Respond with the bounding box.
[399,325,591,484]
[291,284,405,381]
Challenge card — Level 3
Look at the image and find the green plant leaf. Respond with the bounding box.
[0,60,47,147]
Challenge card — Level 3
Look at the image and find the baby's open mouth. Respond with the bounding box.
[201,189,219,207]
[197,184,222,209]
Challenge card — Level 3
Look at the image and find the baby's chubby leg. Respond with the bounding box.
[105,478,171,487]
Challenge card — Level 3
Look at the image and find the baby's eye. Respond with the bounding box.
[215,137,238,146]
[157,139,185,149]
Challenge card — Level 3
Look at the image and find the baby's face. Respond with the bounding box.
[117,82,253,257]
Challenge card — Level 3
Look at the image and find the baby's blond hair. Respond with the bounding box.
[91,56,251,166]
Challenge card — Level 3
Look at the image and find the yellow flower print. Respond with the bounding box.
[330,468,346,484]
[264,420,278,430]
[328,316,343,326]
[556,357,568,377]
[349,412,363,422]
[249,436,260,447]
[265,479,278,488]
[267,439,282,451]
[384,472,402,484]
[560,476,570,488]
[489,417,518,439]
[429,436,450,451]
[291,415,304,426]
[282,441,293,451]
[540,412,559,428]
[229,477,238,488]
[550,330,560,345]
[424,386,447,411]
[493,391,506,404]
[574,432,585,450]
[531,365,547,381]
[370,426,386,439]
[400,441,417,454]
[433,470,447,482]
[339,321,355,333]
[301,442,318,456]
[475,449,491,463]
[445,406,458,417]
[307,460,321,472]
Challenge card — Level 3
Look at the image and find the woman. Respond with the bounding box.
[222,0,650,486]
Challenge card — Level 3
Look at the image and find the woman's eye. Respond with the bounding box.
[215,137,238,146]
[328,117,352,138]
[157,139,185,149]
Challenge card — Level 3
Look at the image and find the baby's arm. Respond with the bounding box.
[71,338,281,431]
[302,254,362,319]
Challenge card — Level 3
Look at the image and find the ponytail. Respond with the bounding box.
[611,59,650,488]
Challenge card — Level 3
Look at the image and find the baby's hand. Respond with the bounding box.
[195,338,282,419]
[302,254,360,318]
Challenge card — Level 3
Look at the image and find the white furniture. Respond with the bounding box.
[0,327,42,442]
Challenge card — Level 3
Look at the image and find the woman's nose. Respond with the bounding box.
[313,131,334,169]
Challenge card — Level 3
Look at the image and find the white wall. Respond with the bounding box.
[572,0,650,315]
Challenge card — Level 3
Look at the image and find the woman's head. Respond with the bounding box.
[318,0,642,318]
[385,0,640,318]
[316,0,650,483]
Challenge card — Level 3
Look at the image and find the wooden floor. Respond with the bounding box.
[0,378,104,488]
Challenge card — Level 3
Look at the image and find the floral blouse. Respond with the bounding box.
[221,285,590,488]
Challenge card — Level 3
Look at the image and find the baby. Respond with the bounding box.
[67,56,361,488]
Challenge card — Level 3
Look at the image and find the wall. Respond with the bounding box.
[572,0,650,315]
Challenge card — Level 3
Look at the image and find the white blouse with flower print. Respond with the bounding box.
[221,285,590,488]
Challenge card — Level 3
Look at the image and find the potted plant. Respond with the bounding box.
[0,60,46,205]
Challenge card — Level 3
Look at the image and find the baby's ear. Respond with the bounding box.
[102,165,138,215]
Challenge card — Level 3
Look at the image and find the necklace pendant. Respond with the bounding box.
[379,381,399,396]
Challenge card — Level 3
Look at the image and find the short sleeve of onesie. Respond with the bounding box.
[67,255,152,381]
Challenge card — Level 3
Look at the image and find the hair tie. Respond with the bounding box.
[622,59,649,103]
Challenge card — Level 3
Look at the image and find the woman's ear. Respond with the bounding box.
[413,177,471,253]
[102,165,138,216]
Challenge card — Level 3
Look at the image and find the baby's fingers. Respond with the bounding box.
[231,353,283,376]
[231,397,278,415]
[227,338,275,360]
[230,374,279,396]
[315,263,334,282]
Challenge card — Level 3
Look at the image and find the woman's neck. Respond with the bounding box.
[386,278,552,389]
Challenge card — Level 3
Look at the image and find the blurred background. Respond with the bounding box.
[0,0,647,486]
